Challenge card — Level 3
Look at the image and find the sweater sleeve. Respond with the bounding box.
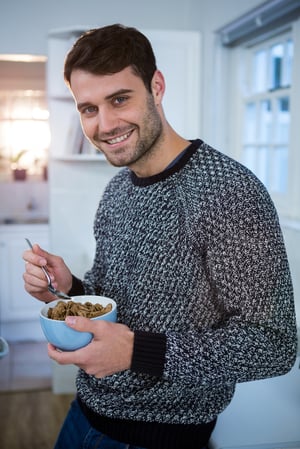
[68,275,85,296]
[163,165,297,386]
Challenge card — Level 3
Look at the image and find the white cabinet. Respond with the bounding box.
[0,224,49,341]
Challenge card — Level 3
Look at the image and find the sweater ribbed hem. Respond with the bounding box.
[131,330,166,377]
[77,396,216,449]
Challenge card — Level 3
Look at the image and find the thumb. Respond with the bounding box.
[65,315,96,333]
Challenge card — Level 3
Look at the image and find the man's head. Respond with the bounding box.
[63,24,176,176]
[64,24,157,93]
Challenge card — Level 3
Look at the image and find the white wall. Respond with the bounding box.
[0,0,262,55]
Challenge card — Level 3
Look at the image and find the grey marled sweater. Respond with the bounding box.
[75,139,297,429]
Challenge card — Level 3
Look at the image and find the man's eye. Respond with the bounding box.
[114,96,128,106]
[82,105,97,114]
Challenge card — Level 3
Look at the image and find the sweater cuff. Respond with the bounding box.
[131,330,166,377]
[68,275,85,296]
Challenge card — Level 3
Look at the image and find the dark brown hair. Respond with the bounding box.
[64,24,157,92]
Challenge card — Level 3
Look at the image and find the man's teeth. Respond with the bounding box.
[107,131,131,144]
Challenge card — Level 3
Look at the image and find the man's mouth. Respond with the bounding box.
[105,130,133,145]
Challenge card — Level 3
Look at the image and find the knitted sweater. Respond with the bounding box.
[72,139,297,445]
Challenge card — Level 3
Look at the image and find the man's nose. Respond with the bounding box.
[97,107,118,133]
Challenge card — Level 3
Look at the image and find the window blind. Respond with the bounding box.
[217,0,300,47]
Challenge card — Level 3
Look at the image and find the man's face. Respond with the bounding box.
[70,67,164,171]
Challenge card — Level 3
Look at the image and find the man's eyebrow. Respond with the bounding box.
[77,88,134,111]
[77,101,91,111]
[105,88,134,101]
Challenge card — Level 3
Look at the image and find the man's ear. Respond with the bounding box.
[151,70,165,104]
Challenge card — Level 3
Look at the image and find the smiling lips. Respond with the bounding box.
[105,130,133,145]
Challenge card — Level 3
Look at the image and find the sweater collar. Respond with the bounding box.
[130,139,202,187]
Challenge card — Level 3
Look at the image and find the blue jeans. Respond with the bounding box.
[54,398,146,449]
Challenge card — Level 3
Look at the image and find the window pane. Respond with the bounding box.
[259,100,272,143]
[243,102,256,143]
[283,39,293,86]
[271,146,288,193]
[0,90,50,169]
[275,97,290,143]
[270,44,284,90]
[253,50,267,93]
[257,146,269,186]
[242,145,256,173]
[8,120,50,156]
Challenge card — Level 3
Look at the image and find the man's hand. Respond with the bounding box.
[23,243,73,303]
[48,317,134,378]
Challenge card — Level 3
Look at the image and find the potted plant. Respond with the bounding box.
[11,149,28,181]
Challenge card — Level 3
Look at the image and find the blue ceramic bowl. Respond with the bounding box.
[40,295,117,351]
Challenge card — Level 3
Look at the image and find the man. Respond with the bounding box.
[23,24,297,449]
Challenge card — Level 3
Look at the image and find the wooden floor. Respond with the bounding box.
[0,389,74,449]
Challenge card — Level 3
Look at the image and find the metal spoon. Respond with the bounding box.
[25,238,72,300]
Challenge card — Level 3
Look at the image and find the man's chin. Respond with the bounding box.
[102,153,130,168]
[99,145,137,168]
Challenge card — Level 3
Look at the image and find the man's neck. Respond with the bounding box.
[129,128,190,178]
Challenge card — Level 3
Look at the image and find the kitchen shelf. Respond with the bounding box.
[51,154,106,162]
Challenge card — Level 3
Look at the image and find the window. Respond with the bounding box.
[0,59,49,182]
[216,1,300,220]
[220,19,300,220]
[0,90,50,162]
[241,35,292,197]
